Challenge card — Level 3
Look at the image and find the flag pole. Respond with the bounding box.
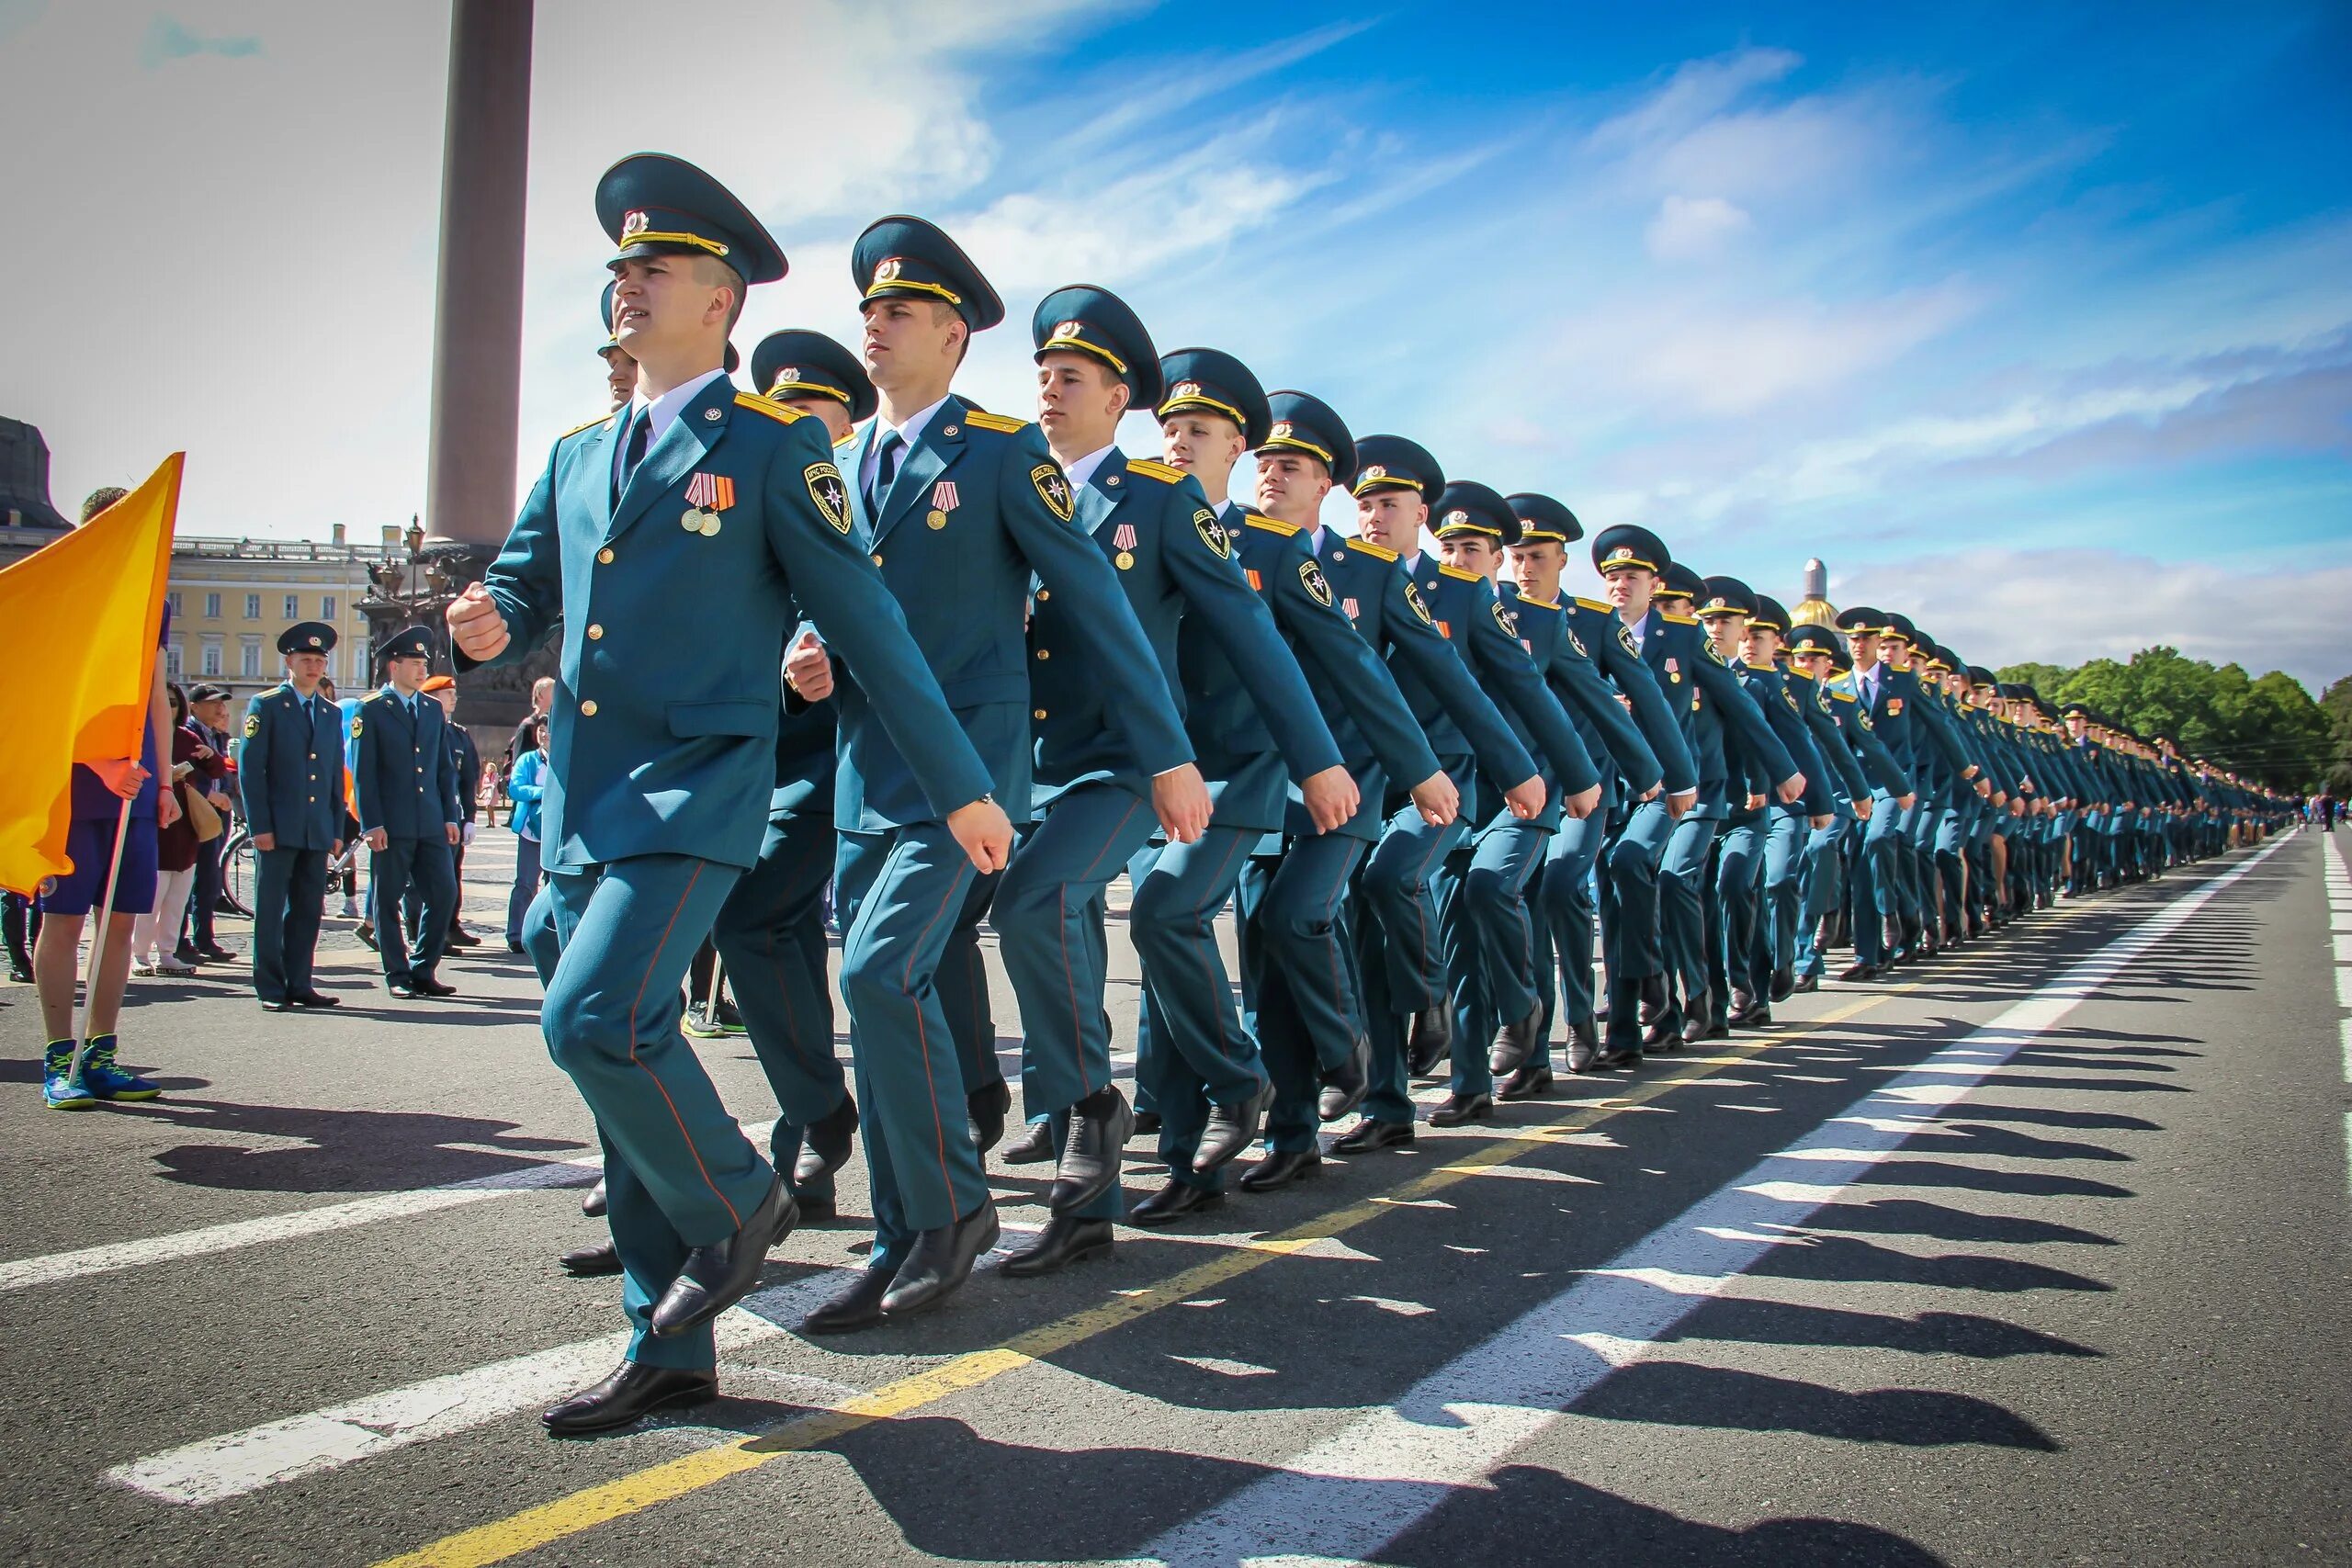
[70,792,137,1081]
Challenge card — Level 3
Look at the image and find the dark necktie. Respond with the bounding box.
[615,408,650,502]
[866,429,903,515]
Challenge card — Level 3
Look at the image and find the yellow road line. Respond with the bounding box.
[377,928,2066,1568]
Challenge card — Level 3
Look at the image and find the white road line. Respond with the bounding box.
[107,1268,851,1506]
[1147,840,2282,1567]
[0,1119,775,1296]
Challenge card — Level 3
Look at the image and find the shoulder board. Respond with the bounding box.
[1828,688,1857,703]
[1244,513,1299,536]
[361,691,392,706]
[1438,563,1481,582]
[963,410,1026,434]
[559,412,613,440]
[734,392,801,425]
[1658,611,1699,626]
[1516,593,1559,612]
[260,683,288,700]
[1573,596,1612,614]
[1125,457,1183,483]
[1347,538,1399,562]
[832,427,857,448]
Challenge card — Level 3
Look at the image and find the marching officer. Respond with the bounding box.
[352,626,462,999]
[447,155,1010,1433]
[239,621,348,1012]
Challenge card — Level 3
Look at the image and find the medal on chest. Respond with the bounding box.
[682,471,735,536]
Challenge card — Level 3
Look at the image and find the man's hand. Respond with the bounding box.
[1747,792,1768,812]
[191,742,217,761]
[1504,775,1547,821]
[1299,765,1359,835]
[89,759,150,800]
[1896,792,1917,811]
[254,831,277,852]
[1852,795,1874,822]
[1153,764,1213,844]
[1810,813,1834,830]
[365,828,389,852]
[328,839,340,858]
[1563,783,1602,820]
[1409,770,1459,827]
[945,796,1015,874]
[1973,775,1994,799]
[208,788,231,810]
[784,630,832,701]
[461,821,478,846]
[157,790,181,830]
[446,583,510,661]
[1962,763,1980,781]
[2008,796,2025,818]
[1638,784,1661,804]
[446,822,462,846]
[1776,772,1806,806]
[1666,788,1696,821]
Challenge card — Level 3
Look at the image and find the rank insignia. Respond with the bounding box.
[1403,581,1433,626]
[805,462,851,534]
[1300,558,1334,607]
[1033,463,1074,522]
[1193,507,1231,558]
[243,715,260,739]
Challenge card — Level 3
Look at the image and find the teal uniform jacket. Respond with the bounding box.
[833,396,1190,830]
[770,688,837,818]
[1566,597,1697,798]
[1736,661,1832,815]
[352,687,461,840]
[237,685,345,851]
[1029,451,1336,803]
[1316,536,1535,792]
[1787,669,1867,807]
[1500,586,1661,805]
[465,377,993,869]
[1635,609,1793,818]
[1405,559,1597,827]
[1220,510,1438,840]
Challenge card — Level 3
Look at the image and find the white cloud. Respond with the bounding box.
[1644,195,1751,262]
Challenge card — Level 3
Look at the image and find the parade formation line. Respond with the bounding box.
[352,881,2199,1568]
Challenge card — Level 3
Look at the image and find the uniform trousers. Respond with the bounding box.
[1359,771,1475,1122]
[1658,811,1720,1022]
[1443,816,1548,1100]
[251,846,327,1003]
[1531,806,1610,1063]
[369,836,455,986]
[1755,805,1807,991]
[1238,831,1366,1154]
[1793,816,1849,979]
[1597,797,1673,1054]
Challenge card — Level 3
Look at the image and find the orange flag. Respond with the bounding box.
[0,455,182,896]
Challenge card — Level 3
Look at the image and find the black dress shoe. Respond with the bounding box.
[1498,1064,1553,1101]
[650,1176,796,1337]
[1195,1080,1273,1173]
[1406,1007,1452,1077]
[1564,1017,1601,1073]
[967,1080,1010,1155]
[1732,999,1772,1029]
[1792,971,1820,994]
[1331,1117,1415,1154]
[1132,1111,1162,1136]
[1000,1119,1056,1165]
[1770,966,1795,1003]
[1129,1179,1225,1226]
[881,1202,1000,1315]
[1238,1149,1321,1190]
[1317,1033,1371,1122]
[412,976,458,997]
[1430,1092,1491,1127]
[1001,1215,1114,1277]
[797,1094,859,1186]
[446,927,481,948]
[197,944,239,963]
[355,922,378,952]
[582,1177,608,1218]
[800,1265,895,1336]
[258,998,292,1012]
[289,990,342,1008]
[1638,974,1665,1019]
[505,939,526,954]
[1683,989,1714,1043]
[1048,1086,1133,1213]
[1488,1006,1544,1075]
[561,1239,622,1277]
[1643,1012,1679,1049]
[542,1361,716,1438]
[385,983,420,999]
[6,959,32,985]
[1838,961,1877,983]
[175,943,206,967]
[1595,1041,1645,1070]
[1727,988,1757,1021]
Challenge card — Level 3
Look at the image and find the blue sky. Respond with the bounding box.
[10,1,2348,685]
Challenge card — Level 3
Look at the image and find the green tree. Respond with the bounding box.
[2323,676,2352,795]
[1996,647,2338,792]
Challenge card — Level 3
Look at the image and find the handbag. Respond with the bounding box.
[182,784,224,844]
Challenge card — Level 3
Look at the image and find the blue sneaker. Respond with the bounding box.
[41,1042,96,1111]
[81,1036,160,1101]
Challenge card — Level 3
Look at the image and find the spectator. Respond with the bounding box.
[130,682,207,976]
[504,716,548,953]
[506,676,555,769]
[322,676,363,920]
[179,682,239,962]
[3,892,36,984]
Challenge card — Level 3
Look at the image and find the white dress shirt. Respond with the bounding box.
[613,367,730,490]
[859,394,950,496]
[1061,444,1117,491]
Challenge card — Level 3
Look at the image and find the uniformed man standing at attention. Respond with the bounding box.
[352,626,462,999]
[447,156,1010,1434]
[239,622,348,1012]
[781,217,1197,1332]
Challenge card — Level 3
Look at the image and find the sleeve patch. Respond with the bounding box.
[805,462,851,533]
[1402,579,1434,626]
[1617,623,1639,658]
[1566,626,1589,659]
[1032,462,1076,522]
[1299,558,1335,606]
[1193,506,1232,558]
[733,392,802,425]
[243,714,260,739]
[1491,600,1519,637]
[349,714,364,737]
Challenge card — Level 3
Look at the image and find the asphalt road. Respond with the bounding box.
[2,827,2346,1567]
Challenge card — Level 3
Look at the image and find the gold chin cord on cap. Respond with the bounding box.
[866,277,963,306]
[1043,334,1128,376]
[617,230,730,259]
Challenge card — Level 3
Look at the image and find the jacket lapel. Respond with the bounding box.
[1074,446,1126,537]
[871,394,969,547]
[605,375,731,547]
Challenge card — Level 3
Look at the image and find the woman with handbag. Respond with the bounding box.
[133,684,222,976]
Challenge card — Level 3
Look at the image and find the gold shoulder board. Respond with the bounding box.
[963,410,1026,434]
[734,392,802,424]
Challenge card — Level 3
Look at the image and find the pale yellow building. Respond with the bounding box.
[163,525,410,704]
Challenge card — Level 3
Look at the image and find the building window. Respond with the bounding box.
[201,645,221,676]
[241,641,261,677]
[168,592,183,617]
[165,645,182,678]
[321,594,337,621]
[284,593,300,619]
[204,592,220,618]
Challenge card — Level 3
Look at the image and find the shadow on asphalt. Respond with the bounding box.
[97,1096,587,1190]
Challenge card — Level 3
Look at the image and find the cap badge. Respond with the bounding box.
[875,257,903,281]
[1606,547,1634,565]
[1172,381,1201,398]
[1362,464,1388,481]
[621,209,650,238]
[1056,320,1083,339]
[1271,421,1294,439]
[1443,509,1468,527]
